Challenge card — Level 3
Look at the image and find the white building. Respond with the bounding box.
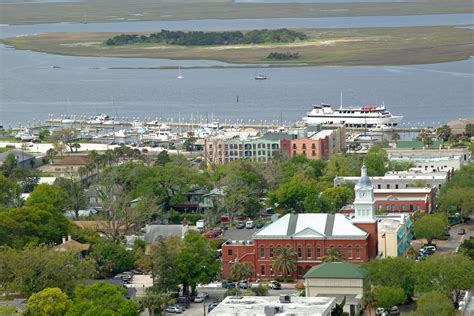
[377,214,414,258]
[208,295,336,316]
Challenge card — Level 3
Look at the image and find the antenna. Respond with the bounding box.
[340,91,343,110]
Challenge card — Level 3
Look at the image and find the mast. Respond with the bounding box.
[340,91,343,110]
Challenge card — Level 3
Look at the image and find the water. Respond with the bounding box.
[0,14,473,126]
[1,14,473,37]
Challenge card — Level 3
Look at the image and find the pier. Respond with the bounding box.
[38,114,425,133]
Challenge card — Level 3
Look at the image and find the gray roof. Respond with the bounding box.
[144,225,188,243]
[356,164,372,188]
[0,149,35,162]
[261,132,293,141]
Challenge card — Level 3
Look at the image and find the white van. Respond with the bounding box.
[245,220,255,229]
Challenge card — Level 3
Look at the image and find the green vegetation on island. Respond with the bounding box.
[105,29,307,46]
[3,26,472,67]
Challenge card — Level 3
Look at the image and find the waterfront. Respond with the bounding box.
[1,48,472,127]
[0,13,473,126]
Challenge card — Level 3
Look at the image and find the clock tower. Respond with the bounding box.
[353,163,376,222]
[352,163,378,259]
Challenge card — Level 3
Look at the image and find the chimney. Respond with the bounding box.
[62,236,66,244]
[67,235,72,242]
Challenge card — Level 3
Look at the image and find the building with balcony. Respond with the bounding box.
[377,214,413,258]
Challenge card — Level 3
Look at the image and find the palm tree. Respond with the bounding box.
[322,248,345,263]
[230,262,255,282]
[361,291,377,316]
[142,288,175,316]
[272,247,297,279]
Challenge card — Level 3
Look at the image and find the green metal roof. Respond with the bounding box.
[395,140,443,149]
[304,262,367,279]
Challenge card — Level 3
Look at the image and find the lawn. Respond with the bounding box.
[2,26,473,67]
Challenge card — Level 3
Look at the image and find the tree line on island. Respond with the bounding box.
[105,29,307,46]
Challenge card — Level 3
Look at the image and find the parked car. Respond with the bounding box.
[141,148,148,153]
[208,303,219,312]
[458,228,466,235]
[256,223,264,229]
[375,307,385,315]
[165,305,182,313]
[194,294,206,303]
[388,306,400,315]
[245,220,255,229]
[236,222,245,229]
[420,248,435,256]
[222,280,236,289]
[269,281,281,290]
[239,280,249,289]
[131,268,143,275]
[176,296,190,308]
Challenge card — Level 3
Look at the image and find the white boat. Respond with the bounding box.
[142,130,176,142]
[88,114,114,125]
[255,74,267,80]
[177,67,184,80]
[368,124,395,133]
[61,117,75,124]
[302,103,402,128]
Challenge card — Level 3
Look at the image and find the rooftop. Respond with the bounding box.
[0,149,35,162]
[208,295,336,316]
[254,213,368,240]
[304,262,367,279]
[377,214,409,234]
[310,129,335,140]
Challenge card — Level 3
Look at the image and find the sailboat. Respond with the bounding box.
[177,67,184,80]
[62,99,75,124]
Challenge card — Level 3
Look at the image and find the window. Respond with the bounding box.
[302,150,306,156]
[228,249,232,256]
[387,184,390,189]
[307,246,312,259]
[260,246,265,258]
[260,265,266,276]
[378,184,381,189]
[312,150,316,157]
[270,267,274,275]
[302,144,306,149]
[316,246,321,258]
[395,184,399,189]
[410,204,414,211]
[297,246,302,258]
[311,143,316,149]
[269,246,274,258]
[401,204,406,211]
[416,205,420,211]
[293,151,297,156]
[292,144,297,149]
[338,245,343,255]
[355,245,360,259]
[347,245,352,259]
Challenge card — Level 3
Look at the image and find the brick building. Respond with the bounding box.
[222,164,378,280]
[280,126,345,160]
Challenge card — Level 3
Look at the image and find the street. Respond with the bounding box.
[436,220,473,254]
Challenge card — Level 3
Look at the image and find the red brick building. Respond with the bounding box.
[222,164,378,280]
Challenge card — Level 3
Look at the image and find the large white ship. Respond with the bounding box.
[302,103,403,128]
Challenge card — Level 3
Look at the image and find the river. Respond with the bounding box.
[0,13,473,126]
